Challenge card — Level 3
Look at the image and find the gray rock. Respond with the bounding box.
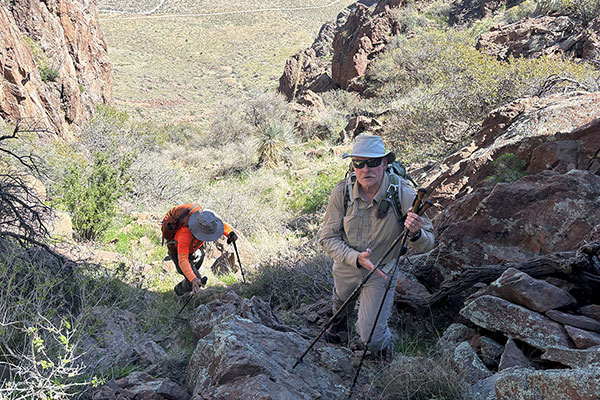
[460,295,572,350]
[490,268,577,313]
[437,323,475,357]
[186,316,349,399]
[454,341,492,385]
[133,340,166,367]
[579,304,600,322]
[565,325,600,349]
[546,310,600,333]
[479,336,504,369]
[498,338,530,371]
[542,345,600,368]
[495,366,600,400]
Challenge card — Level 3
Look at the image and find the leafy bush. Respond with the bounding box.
[39,65,59,83]
[486,152,528,184]
[536,0,600,25]
[0,242,91,399]
[364,29,599,162]
[54,152,132,240]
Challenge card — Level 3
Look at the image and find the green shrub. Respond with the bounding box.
[365,29,599,161]
[0,242,91,399]
[486,152,527,184]
[55,152,132,241]
[536,0,600,25]
[39,65,59,83]
[288,164,346,214]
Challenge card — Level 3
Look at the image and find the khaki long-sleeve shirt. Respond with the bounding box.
[319,173,435,272]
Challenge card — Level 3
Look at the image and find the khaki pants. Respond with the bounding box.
[332,260,398,351]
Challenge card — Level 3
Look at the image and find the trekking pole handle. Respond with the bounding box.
[417,200,433,216]
[412,188,427,215]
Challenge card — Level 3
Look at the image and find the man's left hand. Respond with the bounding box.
[404,208,424,235]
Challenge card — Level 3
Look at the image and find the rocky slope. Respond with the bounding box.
[0,0,112,133]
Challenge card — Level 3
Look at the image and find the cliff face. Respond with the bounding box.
[0,0,113,133]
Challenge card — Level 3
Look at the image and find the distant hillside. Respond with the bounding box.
[97,0,357,125]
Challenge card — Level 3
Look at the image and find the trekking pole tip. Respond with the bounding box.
[292,358,302,369]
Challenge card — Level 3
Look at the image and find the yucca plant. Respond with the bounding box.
[255,121,293,168]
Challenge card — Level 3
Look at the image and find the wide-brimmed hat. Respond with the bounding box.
[188,210,224,242]
[341,135,396,163]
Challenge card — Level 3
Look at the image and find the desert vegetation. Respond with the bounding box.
[2,0,600,397]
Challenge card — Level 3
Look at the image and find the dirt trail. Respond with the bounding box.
[99,0,343,19]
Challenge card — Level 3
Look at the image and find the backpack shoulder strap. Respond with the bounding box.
[343,174,356,215]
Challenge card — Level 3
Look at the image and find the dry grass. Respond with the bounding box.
[98,0,355,126]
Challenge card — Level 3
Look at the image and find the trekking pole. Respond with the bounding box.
[347,199,434,399]
[178,293,194,315]
[292,189,428,370]
[232,241,247,284]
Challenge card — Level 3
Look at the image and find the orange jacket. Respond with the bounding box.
[172,205,232,282]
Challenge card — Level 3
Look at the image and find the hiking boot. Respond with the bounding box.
[375,344,393,365]
[324,316,348,346]
[174,279,192,297]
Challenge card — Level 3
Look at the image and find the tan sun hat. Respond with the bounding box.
[188,210,224,242]
[341,134,396,163]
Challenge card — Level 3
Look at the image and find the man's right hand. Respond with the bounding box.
[357,248,388,280]
[191,277,205,294]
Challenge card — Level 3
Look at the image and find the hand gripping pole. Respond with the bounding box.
[292,189,429,370]
[346,198,433,399]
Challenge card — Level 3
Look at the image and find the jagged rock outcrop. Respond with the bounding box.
[331,0,402,90]
[449,0,525,26]
[477,15,600,62]
[0,0,113,133]
[417,91,600,210]
[185,291,354,399]
[278,0,404,99]
[91,372,190,400]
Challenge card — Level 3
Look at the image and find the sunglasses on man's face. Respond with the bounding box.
[352,157,384,169]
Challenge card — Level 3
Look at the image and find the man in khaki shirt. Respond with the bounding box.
[318,134,435,362]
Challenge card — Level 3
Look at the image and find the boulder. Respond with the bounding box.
[479,336,504,369]
[565,325,600,349]
[417,91,600,210]
[490,268,577,313]
[498,338,531,370]
[477,16,585,60]
[579,304,600,321]
[495,366,600,399]
[453,341,492,384]
[278,49,335,100]
[185,316,351,399]
[91,372,190,400]
[542,345,600,368]
[546,310,600,333]
[460,295,572,350]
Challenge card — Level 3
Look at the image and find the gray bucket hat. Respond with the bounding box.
[341,135,396,163]
[188,210,224,242]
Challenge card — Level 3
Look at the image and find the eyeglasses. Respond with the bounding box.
[352,158,384,169]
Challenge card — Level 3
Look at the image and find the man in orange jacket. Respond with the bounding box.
[166,205,237,296]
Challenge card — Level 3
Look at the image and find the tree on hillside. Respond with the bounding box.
[0,120,52,248]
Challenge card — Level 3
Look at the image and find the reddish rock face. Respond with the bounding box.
[417,92,600,210]
[331,1,402,90]
[0,0,113,133]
